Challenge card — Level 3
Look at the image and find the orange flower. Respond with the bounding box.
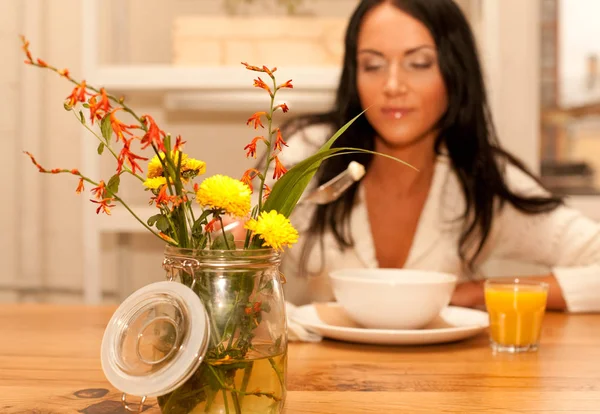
[110,109,138,143]
[241,62,277,75]
[241,168,260,192]
[274,129,288,152]
[88,88,111,124]
[91,181,107,200]
[262,65,277,77]
[152,185,184,211]
[76,178,85,194]
[173,135,186,152]
[275,103,289,113]
[253,77,272,95]
[244,301,262,315]
[90,198,116,215]
[278,80,293,89]
[272,156,287,180]
[154,185,169,205]
[117,138,148,175]
[24,151,46,172]
[50,168,61,174]
[66,81,89,107]
[70,169,80,175]
[58,68,70,79]
[158,232,177,244]
[20,35,33,64]
[205,218,218,233]
[246,112,266,129]
[241,62,262,71]
[140,115,166,151]
[244,136,266,158]
[263,184,271,200]
[36,58,48,67]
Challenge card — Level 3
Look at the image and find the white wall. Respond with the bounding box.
[485,0,541,172]
[1,0,547,303]
[558,0,600,106]
[0,0,21,302]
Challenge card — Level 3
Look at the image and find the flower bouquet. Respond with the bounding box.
[20,35,399,413]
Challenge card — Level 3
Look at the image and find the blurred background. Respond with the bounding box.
[1,0,598,304]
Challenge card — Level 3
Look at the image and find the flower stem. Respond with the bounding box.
[239,362,254,403]
[256,76,278,217]
[206,365,281,402]
[219,216,232,250]
[33,61,145,127]
[77,175,165,242]
[70,110,145,182]
[222,389,230,414]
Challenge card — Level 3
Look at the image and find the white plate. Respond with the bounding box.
[290,303,489,345]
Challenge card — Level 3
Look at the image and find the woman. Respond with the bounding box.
[270,0,600,312]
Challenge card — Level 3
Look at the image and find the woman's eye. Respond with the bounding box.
[363,65,383,72]
[406,54,435,70]
[409,61,433,69]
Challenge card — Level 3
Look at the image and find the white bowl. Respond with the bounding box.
[329,269,457,330]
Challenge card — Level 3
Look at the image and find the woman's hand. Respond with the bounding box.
[213,215,248,241]
[450,280,485,308]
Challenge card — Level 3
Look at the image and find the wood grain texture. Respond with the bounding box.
[1,305,599,413]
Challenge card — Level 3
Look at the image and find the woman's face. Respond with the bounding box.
[356,3,448,149]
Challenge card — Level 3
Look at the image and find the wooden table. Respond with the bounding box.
[1,305,599,413]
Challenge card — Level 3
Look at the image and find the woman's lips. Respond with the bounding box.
[381,107,415,119]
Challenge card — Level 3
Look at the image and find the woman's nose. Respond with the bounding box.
[383,66,408,97]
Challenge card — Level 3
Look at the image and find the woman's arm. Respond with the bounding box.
[469,164,600,313]
[450,274,567,311]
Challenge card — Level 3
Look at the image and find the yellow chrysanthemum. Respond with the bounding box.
[181,158,206,178]
[245,210,299,251]
[143,176,167,190]
[196,175,251,218]
[147,151,188,179]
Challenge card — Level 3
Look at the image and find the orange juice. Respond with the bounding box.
[484,280,548,352]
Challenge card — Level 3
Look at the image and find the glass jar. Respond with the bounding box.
[101,244,288,414]
[157,245,288,414]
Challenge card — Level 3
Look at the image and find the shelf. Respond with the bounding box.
[87,65,340,113]
[90,65,341,92]
[164,89,335,113]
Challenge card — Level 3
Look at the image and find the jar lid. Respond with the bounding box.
[101,281,210,397]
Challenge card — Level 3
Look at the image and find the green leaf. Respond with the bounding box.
[156,216,170,232]
[192,210,213,237]
[195,234,208,250]
[79,111,85,124]
[97,142,105,155]
[211,232,235,250]
[263,110,416,218]
[262,111,364,217]
[147,214,162,227]
[274,335,282,351]
[100,115,112,144]
[106,174,120,196]
[260,279,274,293]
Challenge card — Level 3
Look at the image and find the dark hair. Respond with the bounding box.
[285,0,562,273]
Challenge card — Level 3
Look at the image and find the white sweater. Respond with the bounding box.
[274,125,600,312]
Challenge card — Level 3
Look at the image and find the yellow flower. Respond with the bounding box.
[245,210,298,251]
[196,175,251,217]
[143,176,167,190]
[181,157,206,179]
[147,151,188,178]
